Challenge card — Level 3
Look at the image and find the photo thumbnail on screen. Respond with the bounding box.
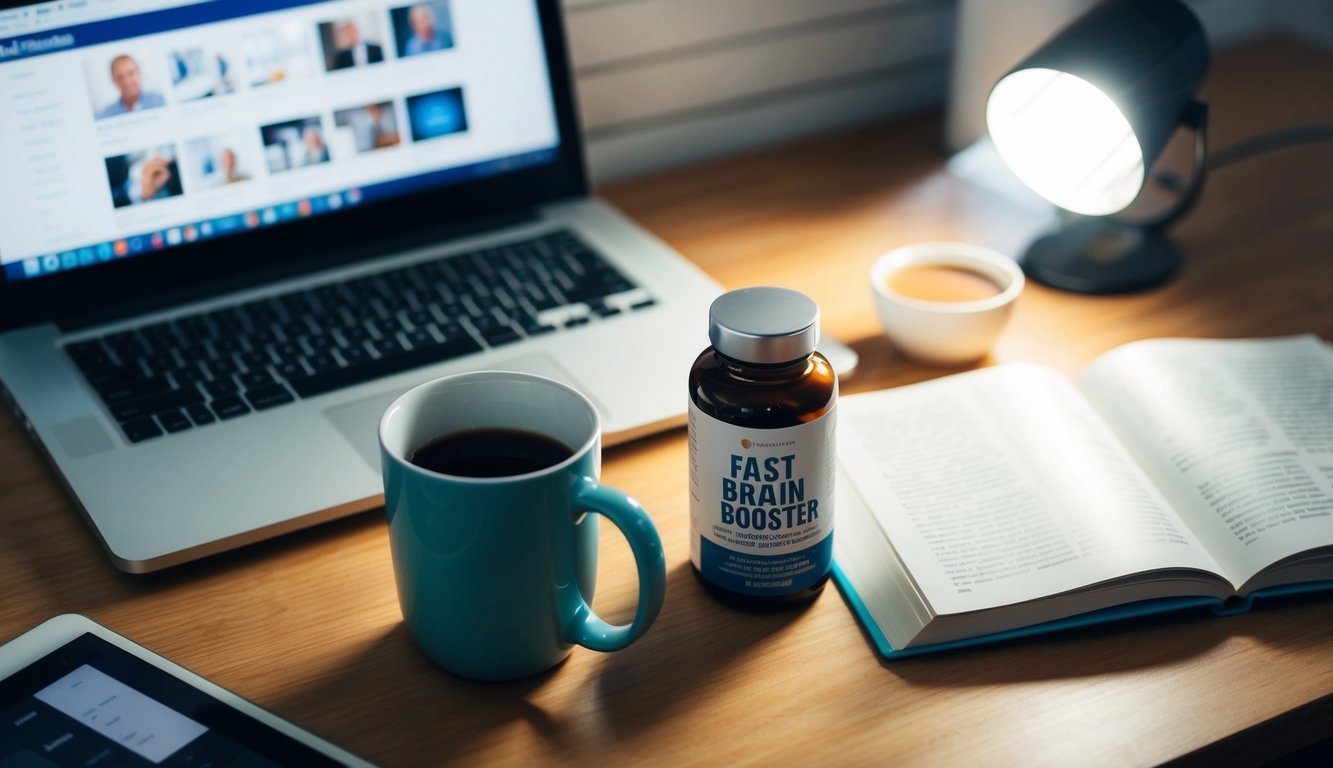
[261,117,331,173]
[168,44,236,103]
[243,22,315,87]
[333,101,402,155]
[86,52,168,120]
[406,87,467,142]
[185,134,255,188]
[105,145,184,208]
[391,2,455,58]
[319,14,386,72]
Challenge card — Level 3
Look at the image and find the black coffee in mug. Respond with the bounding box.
[410,428,574,478]
[382,371,666,680]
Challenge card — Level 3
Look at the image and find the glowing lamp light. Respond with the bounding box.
[988,69,1144,217]
[985,0,1210,294]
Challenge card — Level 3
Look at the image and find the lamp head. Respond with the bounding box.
[986,0,1209,216]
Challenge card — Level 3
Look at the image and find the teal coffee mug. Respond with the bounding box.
[379,371,667,681]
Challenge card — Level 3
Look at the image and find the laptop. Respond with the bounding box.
[0,0,723,572]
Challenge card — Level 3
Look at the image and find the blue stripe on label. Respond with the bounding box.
[699,535,832,595]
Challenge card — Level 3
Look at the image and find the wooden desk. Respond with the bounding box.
[2,39,1330,767]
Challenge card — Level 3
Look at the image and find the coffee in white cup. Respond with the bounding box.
[870,242,1024,365]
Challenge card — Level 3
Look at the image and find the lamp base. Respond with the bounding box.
[1022,218,1180,294]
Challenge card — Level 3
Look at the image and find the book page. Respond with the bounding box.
[1078,336,1333,589]
[838,365,1224,616]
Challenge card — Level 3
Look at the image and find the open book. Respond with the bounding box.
[833,336,1333,658]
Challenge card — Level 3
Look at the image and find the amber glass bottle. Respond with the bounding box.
[688,287,837,609]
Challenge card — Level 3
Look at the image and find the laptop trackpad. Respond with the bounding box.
[52,417,116,460]
[323,353,607,471]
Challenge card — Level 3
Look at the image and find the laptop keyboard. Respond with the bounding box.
[63,230,655,443]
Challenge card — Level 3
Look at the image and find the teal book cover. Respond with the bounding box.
[832,564,1333,660]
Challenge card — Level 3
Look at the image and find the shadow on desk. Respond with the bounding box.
[261,562,813,764]
[838,332,984,394]
[593,561,814,740]
[271,621,577,765]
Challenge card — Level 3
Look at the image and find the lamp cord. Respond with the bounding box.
[1151,122,1333,194]
[1207,123,1333,171]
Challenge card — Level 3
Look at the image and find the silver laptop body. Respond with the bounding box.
[0,0,720,571]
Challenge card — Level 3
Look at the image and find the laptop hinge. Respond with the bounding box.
[57,209,540,332]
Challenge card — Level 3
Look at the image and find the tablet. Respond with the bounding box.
[0,614,374,767]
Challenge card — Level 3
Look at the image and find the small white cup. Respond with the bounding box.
[870,242,1023,365]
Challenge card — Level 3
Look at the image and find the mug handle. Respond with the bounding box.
[563,477,667,652]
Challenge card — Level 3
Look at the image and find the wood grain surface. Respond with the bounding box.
[1,39,1330,767]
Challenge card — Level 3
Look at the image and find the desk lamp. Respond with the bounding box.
[985,0,1210,293]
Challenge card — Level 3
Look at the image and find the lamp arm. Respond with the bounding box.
[1135,100,1209,232]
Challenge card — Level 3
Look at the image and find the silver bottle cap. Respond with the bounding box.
[708,287,820,364]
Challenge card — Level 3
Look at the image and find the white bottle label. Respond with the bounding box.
[689,401,836,595]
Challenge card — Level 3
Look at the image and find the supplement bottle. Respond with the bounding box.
[688,287,836,609]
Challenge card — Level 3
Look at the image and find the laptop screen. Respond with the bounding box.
[0,0,561,285]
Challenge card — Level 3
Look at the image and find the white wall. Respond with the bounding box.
[563,0,1332,185]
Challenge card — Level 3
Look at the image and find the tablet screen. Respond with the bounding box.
[0,632,347,766]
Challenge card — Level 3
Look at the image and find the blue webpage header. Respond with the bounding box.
[0,1,331,62]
